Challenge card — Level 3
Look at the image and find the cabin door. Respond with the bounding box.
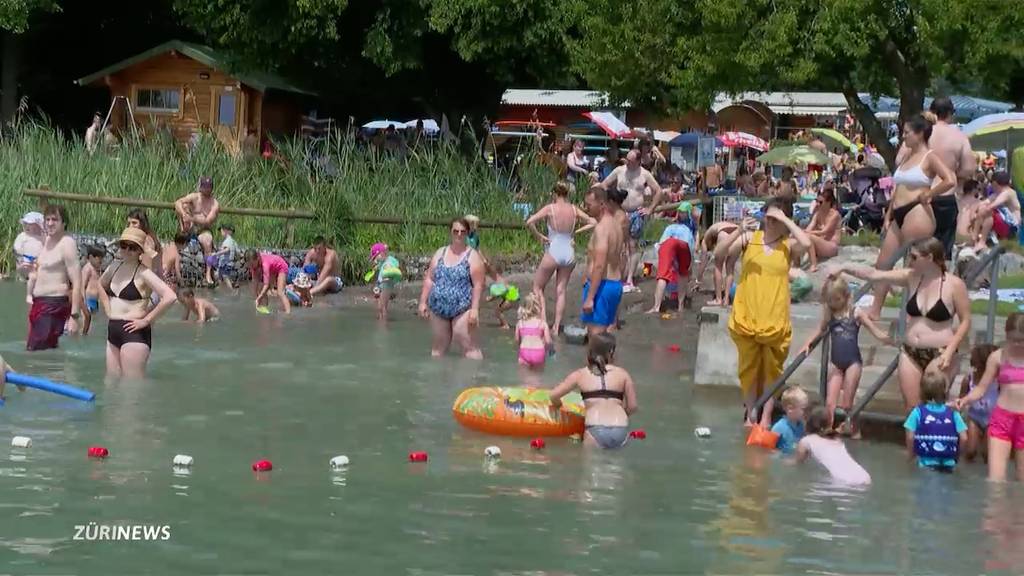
[210,86,242,155]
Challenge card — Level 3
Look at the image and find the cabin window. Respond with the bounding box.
[135,88,180,113]
[217,93,237,126]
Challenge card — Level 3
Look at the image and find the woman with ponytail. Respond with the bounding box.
[549,333,638,449]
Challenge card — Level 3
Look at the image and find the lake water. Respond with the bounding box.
[0,281,1022,574]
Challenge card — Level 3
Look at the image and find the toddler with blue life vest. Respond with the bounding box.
[904,371,967,472]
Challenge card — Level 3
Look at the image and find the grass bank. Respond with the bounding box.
[882,273,1024,317]
[0,121,560,277]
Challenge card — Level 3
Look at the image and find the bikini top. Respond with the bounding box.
[892,151,932,188]
[104,263,145,301]
[997,359,1024,386]
[518,325,544,338]
[580,369,625,401]
[905,273,953,322]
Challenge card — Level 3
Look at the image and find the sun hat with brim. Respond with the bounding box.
[20,211,43,226]
[111,227,157,259]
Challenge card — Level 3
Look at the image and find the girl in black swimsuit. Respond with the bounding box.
[100,228,178,379]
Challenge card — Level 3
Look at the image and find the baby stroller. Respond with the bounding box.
[846,167,887,234]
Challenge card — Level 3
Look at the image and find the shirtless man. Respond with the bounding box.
[304,236,343,295]
[971,171,1020,251]
[899,97,976,259]
[695,220,740,306]
[174,176,221,286]
[599,149,663,291]
[581,187,626,336]
[703,158,724,193]
[27,205,82,350]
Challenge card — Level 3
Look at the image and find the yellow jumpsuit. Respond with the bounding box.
[728,231,792,396]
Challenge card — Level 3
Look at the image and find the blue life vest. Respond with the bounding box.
[913,405,959,460]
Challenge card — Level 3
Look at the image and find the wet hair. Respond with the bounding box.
[553,181,571,198]
[313,235,326,246]
[244,248,260,265]
[921,371,950,403]
[1006,312,1024,338]
[970,343,998,379]
[822,277,851,313]
[178,287,195,299]
[781,386,809,411]
[929,97,955,120]
[173,232,190,246]
[963,179,979,196]
[994,171,1011,186]
[517,292,543,322]
[587,332,617,375]
[763,196,794,219]
[911,237,946,273]
[85,245,105,259]
[806,405,838,437]
[43,204,68,227]
[905,113,934,144]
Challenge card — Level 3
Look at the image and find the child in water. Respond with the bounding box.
[959,343,999,461]
[162,233,188,287]
[178,288,220,322]
[954,313,1024,482]
[80,245,106,335]
[550,333,638,449]
[771,386,808,454]
[800,277,893,436]
[795,406,871,485]
[464,214,513,328]
[369,242,400,320]
[515,293,552,370]
[904,371,966,472]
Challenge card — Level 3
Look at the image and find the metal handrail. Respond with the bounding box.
[753,245,910,412]
[846,245,1007,421]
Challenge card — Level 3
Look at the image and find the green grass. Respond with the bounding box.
[882,273,1024,317]
[0,120,559,277]
[841,230,881,247]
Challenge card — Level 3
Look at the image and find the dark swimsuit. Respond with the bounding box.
[581,370,629,449]
[105,264,153,349]
[902,274,953,370]
[829,315,863,371]
[891,200,922,229]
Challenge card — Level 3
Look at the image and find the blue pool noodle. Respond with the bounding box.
[5,373,95,402]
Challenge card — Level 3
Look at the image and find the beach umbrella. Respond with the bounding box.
[652,130,681,143]
[582,111,632,138]
[961,113,1024,154]
[404,119,439,134]
[362,120,405,131]
[810,128,855,152]
[718,131,769,151]
[755,145,828,166]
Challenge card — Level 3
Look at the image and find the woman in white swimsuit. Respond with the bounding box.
[526,181,597,336]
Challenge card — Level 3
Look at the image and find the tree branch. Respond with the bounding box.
[842,84,895,170]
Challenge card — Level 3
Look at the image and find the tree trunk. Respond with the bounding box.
[841,86,895,169]
[1,31,21,124]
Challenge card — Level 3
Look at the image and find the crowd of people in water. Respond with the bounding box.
[3,97,1022,481]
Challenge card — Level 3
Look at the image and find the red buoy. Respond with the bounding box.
[87,446,109,458]
[408,451,428,462]
[668,344,681,352]
[629,429,647,440]
[530,438,546,449]
[251,459,273,472]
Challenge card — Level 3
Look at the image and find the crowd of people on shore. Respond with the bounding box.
[4,98,1023,478]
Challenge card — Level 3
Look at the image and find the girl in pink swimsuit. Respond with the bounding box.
[515,293,551,369]
[795,406,872,485]
[244,249,291,314]
[955,313,1024,482]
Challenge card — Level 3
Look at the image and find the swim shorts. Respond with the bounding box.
[86,296,99,314]
[27,296,71,351]
[627,210,646,240]
[581,280,623,328]
[988,405,1024,450]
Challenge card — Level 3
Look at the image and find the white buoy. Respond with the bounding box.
[172,454,194,467]
[11,436,31,448]
[484,446,502,459]
[694,427,711,439]
[330,455,350,470]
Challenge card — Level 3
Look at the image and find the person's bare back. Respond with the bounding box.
[929,122,975,195]
[588,212,624,281]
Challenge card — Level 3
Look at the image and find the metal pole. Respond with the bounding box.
[987,250,1000,342]
[818,332,830,401]
[848,355,900,422]
[896,254,909,338]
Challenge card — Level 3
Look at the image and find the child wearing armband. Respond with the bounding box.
[369,243,401,320]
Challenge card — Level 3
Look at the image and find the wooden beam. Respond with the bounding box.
[24,189,316,220]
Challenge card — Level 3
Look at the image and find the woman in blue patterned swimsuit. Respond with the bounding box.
[418,217,486,359]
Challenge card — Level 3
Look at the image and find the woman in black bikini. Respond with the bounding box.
[831,237,971,409]
[866,113,955,320]
[101,228,177,379]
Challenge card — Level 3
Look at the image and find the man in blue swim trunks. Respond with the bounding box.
[598,149,663,292]
[581,187,626,336]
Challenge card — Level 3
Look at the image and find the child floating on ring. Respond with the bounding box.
[515,293,552,370]
[368,242,402,321]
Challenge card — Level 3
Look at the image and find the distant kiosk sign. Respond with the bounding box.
[697,137,716,168]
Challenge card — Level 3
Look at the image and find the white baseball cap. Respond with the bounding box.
[20,211,43,226]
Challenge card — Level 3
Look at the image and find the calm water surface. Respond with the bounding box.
[0,281,1022,575]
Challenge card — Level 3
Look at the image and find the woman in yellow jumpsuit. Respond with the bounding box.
[716,197,811,428]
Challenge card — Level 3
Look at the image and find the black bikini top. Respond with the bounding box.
[906,273,953,322]
[105,263,144,301]
[580,370,625,401]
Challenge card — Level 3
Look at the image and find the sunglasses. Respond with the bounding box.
[118,242,140,251]
[451,228,467,235]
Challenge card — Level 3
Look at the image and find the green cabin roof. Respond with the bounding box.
[75,40,315,96]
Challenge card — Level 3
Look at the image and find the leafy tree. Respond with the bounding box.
[575,0,1024,167]
[0,0,60,121]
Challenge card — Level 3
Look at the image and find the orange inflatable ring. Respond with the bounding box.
[452,387,585,437]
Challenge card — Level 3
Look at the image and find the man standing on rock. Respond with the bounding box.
[27,205,82,350]
[304,236,343,295]
[582,187,626,336]
[598,149,663,292]
[174,176,221,286]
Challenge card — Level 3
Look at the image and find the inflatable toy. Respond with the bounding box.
[5,372,95,401]
[745,424,779,449]
[285,288,301,305]
[452,386,585,437]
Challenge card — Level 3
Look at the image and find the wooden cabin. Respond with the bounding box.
[76,40,315,154]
